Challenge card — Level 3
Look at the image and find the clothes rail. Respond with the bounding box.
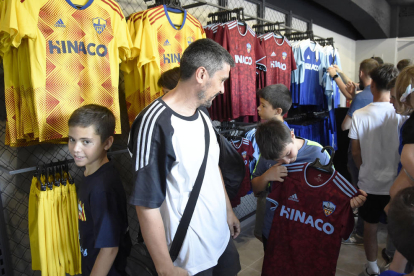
[0,149,129,175]
[192,0,328,40]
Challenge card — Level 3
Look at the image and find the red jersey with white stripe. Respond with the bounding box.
[230,138,254,207]
[262,163,359,276]
[211,21,265,120]
[260,33,296,88]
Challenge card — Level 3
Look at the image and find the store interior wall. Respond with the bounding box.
[313,24,357,107]
[397,37,414,61]
[355,38,398,78]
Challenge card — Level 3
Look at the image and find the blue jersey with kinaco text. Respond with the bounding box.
[291,41,325,107]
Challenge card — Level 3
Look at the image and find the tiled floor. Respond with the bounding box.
[234,216,388,276]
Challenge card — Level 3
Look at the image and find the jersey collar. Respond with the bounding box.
[164,5,187,31]
[65,0,94,10]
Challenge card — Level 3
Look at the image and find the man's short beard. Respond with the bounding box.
[197,89,219,108]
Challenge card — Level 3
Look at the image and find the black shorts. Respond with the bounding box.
[359,194,390,224]
[194,238,241,276]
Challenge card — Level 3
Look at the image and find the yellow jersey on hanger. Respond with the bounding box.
[124,5,205,124]
[14,0,132,142]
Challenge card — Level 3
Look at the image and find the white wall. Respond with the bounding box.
[355,38,398,78]
[397,37,414,62]
[313,24,357,107]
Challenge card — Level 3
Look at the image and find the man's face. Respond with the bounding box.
[257,98,277,121]
[198,64,230,108]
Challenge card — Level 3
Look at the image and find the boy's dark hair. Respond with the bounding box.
[360,59,379,76]
[371,56,384,65]
[256,119,292,160]
[370,64,399,91]
[258,84,292,115]
[397,59,413,72]
[386,77,397,90]
[388,186,414,264]
[180,38,235,81]
[158,67,180,90]
[68,104,115,142]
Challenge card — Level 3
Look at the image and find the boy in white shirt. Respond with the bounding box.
[349,64,407,276]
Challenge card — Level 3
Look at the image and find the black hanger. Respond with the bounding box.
[166,0,184,13]
[309,146,335,174]
[53,164,60,187]
[59,165,67,186]
[45,166,53,190]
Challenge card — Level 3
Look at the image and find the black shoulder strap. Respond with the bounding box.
[169,112,210,262]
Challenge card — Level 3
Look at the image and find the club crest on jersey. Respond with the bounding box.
[323,201,336,216]
[92,17,106,34]
[246,43,252,53]
[187,36,194,45]
[282,52,287,60]
[242,151,247,159]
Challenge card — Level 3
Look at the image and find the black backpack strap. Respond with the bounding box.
[169,112,210,262]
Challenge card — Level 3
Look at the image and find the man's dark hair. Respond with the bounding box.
[256,119,292,160]
[388,186,414,264]
[68,104,115,142]
[258,84,292,115]
[370,63,399,91]
[180,38,235,81]
[397,59,413,72]
[158,67,180,90]
[372,56,384,65]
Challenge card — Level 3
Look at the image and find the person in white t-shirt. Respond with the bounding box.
[349,64,407,276]
[128,39,241,276]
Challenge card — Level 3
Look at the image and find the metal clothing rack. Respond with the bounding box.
[0,149,129,175]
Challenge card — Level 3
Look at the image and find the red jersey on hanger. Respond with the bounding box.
[230,138,254,207]
[260,33,296,88]
[262,162,359,276]
[211,21,265,120]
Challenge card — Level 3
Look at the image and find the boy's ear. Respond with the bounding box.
[275,107,283,116]
[103,136,114,151]
[290,130,295,140]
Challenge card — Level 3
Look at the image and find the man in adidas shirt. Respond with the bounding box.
[128,39,241,276]
[251,119,367,249]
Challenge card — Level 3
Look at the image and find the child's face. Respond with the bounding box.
[257,98,279,121]
[68,125,109,170]
[276,133,298,164]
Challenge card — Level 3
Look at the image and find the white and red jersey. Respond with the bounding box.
[209,21,265,120]
[230,138,254,207]
[262,162,359,276]
[260,33,296,88]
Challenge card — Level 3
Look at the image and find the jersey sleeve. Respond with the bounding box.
[115,15,132,62]
[255,36,266,67]
[340,203,355,239]
[252,155,277,179]
[90,191,123,248]
[348,114,359,140]
[128,111,176,208]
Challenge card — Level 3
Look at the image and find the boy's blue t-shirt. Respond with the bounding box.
[380,271,406,276]
[78,161,131,276]
[252,138,331,239]
[347,85,373,117]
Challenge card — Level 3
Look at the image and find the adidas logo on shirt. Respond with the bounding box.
[271,52,276,57]
[307,55,310,60]
[288,194,299,202]
[164,39,171,46]
[55,19,66,28]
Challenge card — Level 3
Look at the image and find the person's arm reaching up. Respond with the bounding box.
[327,67,352,100]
